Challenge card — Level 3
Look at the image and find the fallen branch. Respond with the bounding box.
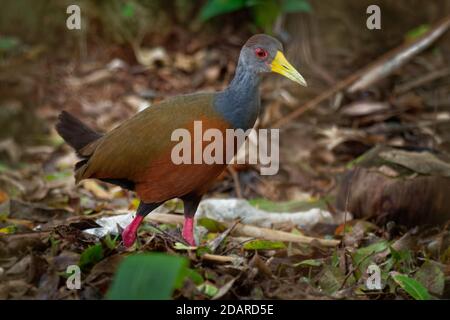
[229,222,339,247]
[147,213,340,247]
[202,253,238,263]
[348,16,450,93]
[272,15,450,128]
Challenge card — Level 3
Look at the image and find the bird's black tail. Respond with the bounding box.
[55,111,102,155]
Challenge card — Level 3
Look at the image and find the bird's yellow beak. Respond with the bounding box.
[271,51,307,86]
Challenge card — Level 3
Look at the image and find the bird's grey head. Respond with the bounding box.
[238,34,307,86]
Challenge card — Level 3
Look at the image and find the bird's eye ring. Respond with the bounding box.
[255,48,268,59]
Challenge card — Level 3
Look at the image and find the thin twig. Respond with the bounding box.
[220,237,257,255]
[146,213,340,247]
[202,253,238,263]
[394,67,450,94]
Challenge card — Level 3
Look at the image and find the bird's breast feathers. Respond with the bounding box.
[77,93,233,201]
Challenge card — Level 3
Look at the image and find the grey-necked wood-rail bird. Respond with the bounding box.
[56,34,306,247]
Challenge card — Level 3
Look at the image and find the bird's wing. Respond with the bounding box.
[76,93,225,183]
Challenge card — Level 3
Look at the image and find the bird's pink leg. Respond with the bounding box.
[122,215,144,247]
[182,217,196,246]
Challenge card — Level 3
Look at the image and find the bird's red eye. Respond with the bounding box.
[255,48,268,59]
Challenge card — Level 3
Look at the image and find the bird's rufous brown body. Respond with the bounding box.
[56,34,306,247]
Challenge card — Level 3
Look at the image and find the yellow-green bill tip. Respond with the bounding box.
[271,51,307,87]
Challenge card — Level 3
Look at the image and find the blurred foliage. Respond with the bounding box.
[0,0,198,47]
[405,24,430,41]
[107,253,188,300]
[79,243,104,270]
[249,196,330,212]
[243,239,286,250]
[0,0,311,49]
[200,0,311,32]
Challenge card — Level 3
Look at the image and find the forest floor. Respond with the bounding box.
[1,19,450,300]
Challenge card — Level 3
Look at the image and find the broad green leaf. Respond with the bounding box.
[282,0,312,13]
[243,240,286,250]
[391,273,432,300]
[294,259,323,267]
[79,243,104,269]
[200,0,246,21]
[107,253,188,300]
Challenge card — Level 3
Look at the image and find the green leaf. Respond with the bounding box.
[0,162,10,172]
[249,197,329,212]
[353,240,389,266]
[121,2,135,18]
[0,225,17,234]
[294,258,323,267]
[79,243,104,269]
[251,0,280,32]
[44,171,71,182]
[103,234,119,250]
[197,282,219,297]
[0,37,20,51]
[243,240,286,250]
[282,0,312,13]
[405,24,430,41]
[391,273,432,300]
[183,268,204,285]
[389,246,414,273]
[107,253,188,300]
[200,0,247,21]
[197,217,226,232]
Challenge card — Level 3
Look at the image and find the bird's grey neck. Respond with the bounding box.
[214,62,261,130]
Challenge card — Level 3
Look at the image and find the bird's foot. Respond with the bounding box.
[182,217,196,246]
[122,215,144,247]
